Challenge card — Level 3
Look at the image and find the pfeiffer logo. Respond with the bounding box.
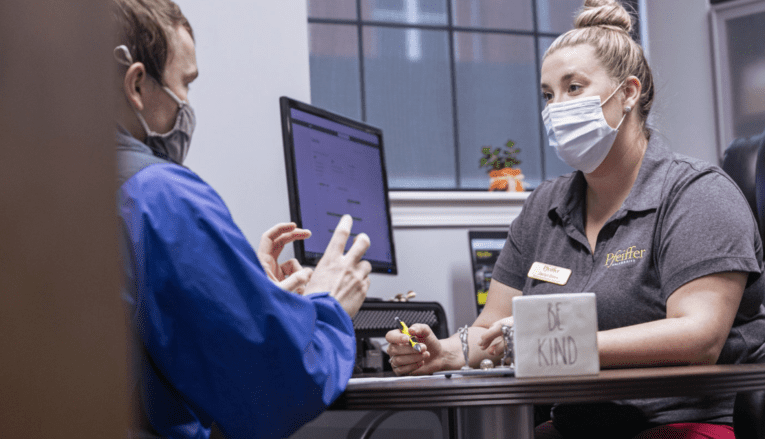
[605,246,646,267]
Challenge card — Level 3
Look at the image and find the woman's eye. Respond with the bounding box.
[569,84,581,93]
[542,92,553,101]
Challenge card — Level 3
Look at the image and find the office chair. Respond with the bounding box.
[351,299,449,373]
[722,131,765,241]
[721,129,765,439]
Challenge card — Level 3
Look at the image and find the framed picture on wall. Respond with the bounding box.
[710,0,765,158]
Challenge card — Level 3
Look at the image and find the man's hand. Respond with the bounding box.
[257,222,313,294]
[304,215,372,317]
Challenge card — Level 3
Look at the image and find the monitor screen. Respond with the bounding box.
[280,97,397,274]
[468,231,508,314]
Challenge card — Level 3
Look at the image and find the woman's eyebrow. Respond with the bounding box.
[541,72,578,89]
[561,72,576,83]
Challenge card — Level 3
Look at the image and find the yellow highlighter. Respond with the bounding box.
[395,317,424,353]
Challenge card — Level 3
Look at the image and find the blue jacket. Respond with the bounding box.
[116,129,355,439]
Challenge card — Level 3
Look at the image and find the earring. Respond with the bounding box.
[624,106,632,114]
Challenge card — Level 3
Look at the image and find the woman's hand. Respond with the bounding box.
[385,323,445,376]
[477,316,514,357]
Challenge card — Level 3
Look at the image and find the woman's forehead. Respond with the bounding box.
[540,44,607,85]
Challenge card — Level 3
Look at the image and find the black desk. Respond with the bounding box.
[334,364,765,439]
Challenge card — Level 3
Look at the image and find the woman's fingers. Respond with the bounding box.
[389,351,430,376]
[478,317,514,349]
[479,323,502,349]
[385,324,438,376]
[488,338,505,356]
[390,360,425,376]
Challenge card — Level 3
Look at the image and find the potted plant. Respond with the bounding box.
[479,140,525,191]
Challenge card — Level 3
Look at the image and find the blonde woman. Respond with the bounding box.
[387,1,765,438]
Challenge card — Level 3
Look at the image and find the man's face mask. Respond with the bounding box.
[114,45,196,165]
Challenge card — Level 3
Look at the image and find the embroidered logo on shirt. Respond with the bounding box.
[604,246,646,267]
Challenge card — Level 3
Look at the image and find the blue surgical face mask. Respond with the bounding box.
[113,45,196,165]
[541,82,627,174]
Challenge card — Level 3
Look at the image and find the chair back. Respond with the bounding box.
[722,131,765,243]
[723,130,765,439]
[352,300,448,373]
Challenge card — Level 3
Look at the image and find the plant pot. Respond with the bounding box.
[489,167,524,192]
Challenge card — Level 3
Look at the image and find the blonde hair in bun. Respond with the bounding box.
[575,0,632,33]
[545,0,654,137]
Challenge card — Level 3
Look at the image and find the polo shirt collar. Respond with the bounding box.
[619,133,671,213]
[549,131,671,224]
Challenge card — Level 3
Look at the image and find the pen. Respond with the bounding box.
[395,317,424,353]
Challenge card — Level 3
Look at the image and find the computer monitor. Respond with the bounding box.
[468,230,509,314]
[279,97,397,274]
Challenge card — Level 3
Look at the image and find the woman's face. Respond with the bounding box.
[540,43,625,129]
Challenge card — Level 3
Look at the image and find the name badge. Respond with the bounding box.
[512,293,599,377]
[528,262,571,285]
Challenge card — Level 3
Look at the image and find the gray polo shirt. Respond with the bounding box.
[493,132,765,431]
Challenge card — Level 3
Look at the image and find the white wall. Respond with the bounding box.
[369,228,493,333]
[174,0,491,331]
[643,0,720,165]
[181,0,311,253]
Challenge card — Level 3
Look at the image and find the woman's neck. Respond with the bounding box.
[584,125,649,221]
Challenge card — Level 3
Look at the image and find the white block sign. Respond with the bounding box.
[512,293,599,377]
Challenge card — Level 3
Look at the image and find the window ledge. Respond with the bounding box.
[388,191,529,228]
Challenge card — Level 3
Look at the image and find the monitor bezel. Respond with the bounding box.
[468,230,509,314]
[279,96,398,274]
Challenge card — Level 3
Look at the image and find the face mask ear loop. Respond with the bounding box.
[600,80,629,131]
[615,112,628,130]
[162,87,185,108]
[600,80,626,108]
[114,45,134,67]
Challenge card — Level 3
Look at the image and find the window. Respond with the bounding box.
[308,0,639,190]
[710,0,765,157]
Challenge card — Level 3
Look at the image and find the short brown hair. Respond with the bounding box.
[545,0,654,137]
[112,0,193,84]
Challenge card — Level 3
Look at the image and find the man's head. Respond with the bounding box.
[113,0,198,143]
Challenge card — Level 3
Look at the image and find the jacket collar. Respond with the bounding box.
[116,125,153,155]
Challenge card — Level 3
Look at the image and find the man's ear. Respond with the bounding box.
[123,63,148,112]
[623,75,642,111]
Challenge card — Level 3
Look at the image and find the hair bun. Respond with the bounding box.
[574,0,633,34]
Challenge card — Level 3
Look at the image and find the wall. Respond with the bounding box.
[368,227,496,332]
[181,0,312,250]
[643,0,720,164]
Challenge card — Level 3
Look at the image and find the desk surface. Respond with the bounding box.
[336,364,765,410]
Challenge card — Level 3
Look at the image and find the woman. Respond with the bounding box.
[386,1,765,438]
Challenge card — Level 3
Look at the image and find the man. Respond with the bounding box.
[112,0,372,437]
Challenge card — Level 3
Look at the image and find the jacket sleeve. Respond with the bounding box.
[120,165,356,439]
